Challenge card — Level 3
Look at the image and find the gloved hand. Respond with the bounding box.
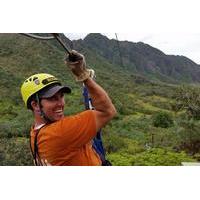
[65,50,91,82]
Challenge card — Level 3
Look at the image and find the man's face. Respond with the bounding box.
[40,91,65,122]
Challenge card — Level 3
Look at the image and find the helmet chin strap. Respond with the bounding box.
[36,93,53,124]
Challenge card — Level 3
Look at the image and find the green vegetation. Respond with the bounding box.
[152,111,174,128]
[108,149,195,166]
[0,33,200,165]
[174,85,200,119]
[0,138,32,166]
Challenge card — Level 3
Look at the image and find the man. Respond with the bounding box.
[21,50,117,166]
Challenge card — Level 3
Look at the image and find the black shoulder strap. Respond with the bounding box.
[30,125,46,166]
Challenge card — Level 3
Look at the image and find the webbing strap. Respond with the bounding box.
[30,125,46,166]
[82,85,109,164]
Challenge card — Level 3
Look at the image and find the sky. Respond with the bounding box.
[2,1,200,64]
[65,33,200,65]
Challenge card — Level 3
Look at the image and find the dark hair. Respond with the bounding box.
[27,94,37,110]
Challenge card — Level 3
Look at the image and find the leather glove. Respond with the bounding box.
[66,50,91,82]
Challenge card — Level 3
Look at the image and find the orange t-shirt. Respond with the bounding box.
[30,110,102,166]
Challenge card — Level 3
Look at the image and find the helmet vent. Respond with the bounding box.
[33,77,38,81]
[33,77,40,85]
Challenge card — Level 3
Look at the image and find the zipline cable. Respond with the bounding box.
[115,33,124,68]
[20,33,55,40]
[20,33,72,55]
[51,33,71,55]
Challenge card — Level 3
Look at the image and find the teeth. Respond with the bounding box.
[55,110,63,113]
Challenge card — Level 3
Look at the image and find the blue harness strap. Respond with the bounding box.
[82,86,111,166]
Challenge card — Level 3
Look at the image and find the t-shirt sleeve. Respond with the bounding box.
[51,110,97,149]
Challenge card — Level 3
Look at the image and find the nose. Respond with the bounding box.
[56,95,65,106]
[57,96,65,107]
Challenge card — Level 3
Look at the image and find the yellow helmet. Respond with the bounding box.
[21,73,70,109]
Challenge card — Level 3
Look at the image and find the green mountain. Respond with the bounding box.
[80,33,200,84]
[0,33,199,166]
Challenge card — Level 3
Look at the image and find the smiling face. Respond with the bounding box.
[40,91,65,122]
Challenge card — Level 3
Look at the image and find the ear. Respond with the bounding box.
[31,100,40,112]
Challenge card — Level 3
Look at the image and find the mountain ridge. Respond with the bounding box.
[76,33,200,84]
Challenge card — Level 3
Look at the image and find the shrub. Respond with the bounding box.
[107,153,133,166]
[0,137,33,166]
[107,148,195,166]
[131,148,195,166]
[152,111,174,128]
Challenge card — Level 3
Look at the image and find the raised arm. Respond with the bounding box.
[83,77,116,130]
[66,50,117,131]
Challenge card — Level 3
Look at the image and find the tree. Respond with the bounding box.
[174,85,200,120]
[177,119,200,155]
[174,85,200,154]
